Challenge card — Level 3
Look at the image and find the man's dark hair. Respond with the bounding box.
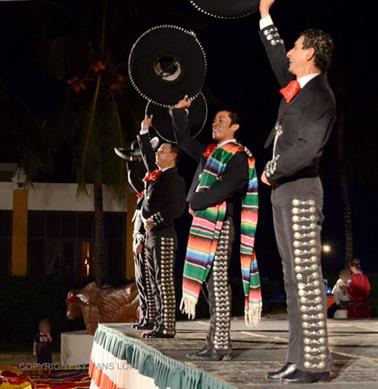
[300,29,334,72]
[168,142,180,163]
[216,108,241,126]
[225,110,240,126]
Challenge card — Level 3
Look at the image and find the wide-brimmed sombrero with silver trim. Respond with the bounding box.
[188,0,259,19]
[145,92,208,143]
[128,25,207,107]
[114,137,160,160]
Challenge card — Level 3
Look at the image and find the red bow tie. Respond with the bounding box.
[280,80,301,103]
[202,144,217,159]
[143,169,162,183]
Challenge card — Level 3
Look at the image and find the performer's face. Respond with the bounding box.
[155,143,176,169]
[287,35,316,78]
[212,111,239,143]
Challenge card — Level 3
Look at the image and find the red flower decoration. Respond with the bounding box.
[90,60,107,73]
[202,144,217,159]
[144,169,162,183]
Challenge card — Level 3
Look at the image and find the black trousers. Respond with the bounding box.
[205,218,235,351]
[272,177,331,373]
[133,237,156,324]
[144,229,176,336]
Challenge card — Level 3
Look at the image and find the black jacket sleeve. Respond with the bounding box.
[171,108,205,162]
[150,175,186,228]
[126,160,145,194]
[259,24,293,87]
[137,133,158,172]
[265,105,336,184]
[190,152,248,211]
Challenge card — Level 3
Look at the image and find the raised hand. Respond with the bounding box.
[175,95,191,109]
[259,0,276,17]
[142,114,153,130]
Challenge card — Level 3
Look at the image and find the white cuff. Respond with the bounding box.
[140,123,149,135]
[260,15,273,30]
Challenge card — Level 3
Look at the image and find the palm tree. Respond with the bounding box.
[34,0,146,285]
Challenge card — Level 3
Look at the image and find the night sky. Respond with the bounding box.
[1,0,378,281]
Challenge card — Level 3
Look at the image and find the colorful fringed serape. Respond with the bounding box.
[180,142,262,327]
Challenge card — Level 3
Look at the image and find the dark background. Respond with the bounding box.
[1,0,377,282]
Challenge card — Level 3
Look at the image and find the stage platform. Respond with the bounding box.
[88,316,378,389]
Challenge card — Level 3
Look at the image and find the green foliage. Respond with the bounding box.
[34,0,146,200]
[0,276,85,349]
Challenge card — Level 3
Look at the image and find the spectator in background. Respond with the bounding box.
[348,258,372,303]
[327,268,351,318]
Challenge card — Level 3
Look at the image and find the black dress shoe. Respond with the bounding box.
[132,322,154,330]
[265,363,296,380]
[281,369,330,384]
[186,348,232,361]
[142,331,175,339]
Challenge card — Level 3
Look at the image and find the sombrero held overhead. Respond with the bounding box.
[128,25,207,107]
[145,92,208,143]
[188,0,259,19]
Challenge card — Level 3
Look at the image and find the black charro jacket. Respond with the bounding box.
[260,23,336,186]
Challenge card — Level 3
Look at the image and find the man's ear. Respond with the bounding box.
[306,47,316,62]
[231,124,240,133]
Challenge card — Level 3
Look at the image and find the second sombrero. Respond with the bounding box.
[128,25,207,107]
[188,0,259,19]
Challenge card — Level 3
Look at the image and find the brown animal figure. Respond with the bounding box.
[65,282,140,335]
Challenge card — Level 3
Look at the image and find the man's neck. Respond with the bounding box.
[217,138,236,147]
[159,164,175,172]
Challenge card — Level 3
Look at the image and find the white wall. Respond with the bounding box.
[0,182,127,212]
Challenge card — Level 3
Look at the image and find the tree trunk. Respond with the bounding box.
[93,169,107,286]
[337,112,353,267]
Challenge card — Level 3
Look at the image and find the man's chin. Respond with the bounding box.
[288,65,296,76]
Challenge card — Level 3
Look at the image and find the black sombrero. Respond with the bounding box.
[128,25,207,107]
[114,137,160,160]
[188,0,259,19]
[145,92,208,143]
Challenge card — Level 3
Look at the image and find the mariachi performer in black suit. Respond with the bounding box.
[127,160,157,331]
[137,115,186,338]
[114,143,159,331]
[258,0,336,384]
[172,98,261,361]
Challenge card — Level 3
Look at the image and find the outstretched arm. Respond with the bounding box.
[171,96,205,162]
[137,115,158,172]
[258,0,292,87]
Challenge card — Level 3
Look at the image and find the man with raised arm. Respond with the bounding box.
[258,0,336,383]
[137,115,186,338]
[172,98,261,361]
